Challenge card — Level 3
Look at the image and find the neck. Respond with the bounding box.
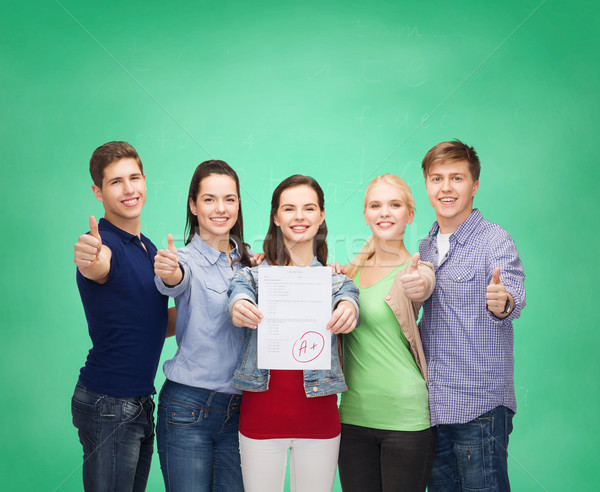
[202,233,232,255]
[104,214,141,237]
[286,240,315,266]
[437,208,473,234]
[371,238,410,267]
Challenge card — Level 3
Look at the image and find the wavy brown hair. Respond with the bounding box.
[263,175,328,266]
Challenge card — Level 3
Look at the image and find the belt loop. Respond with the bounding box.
[203,391,216,420]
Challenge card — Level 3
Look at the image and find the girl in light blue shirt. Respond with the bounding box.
[153,160,254,492]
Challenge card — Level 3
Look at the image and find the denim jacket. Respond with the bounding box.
[227,258,359,398]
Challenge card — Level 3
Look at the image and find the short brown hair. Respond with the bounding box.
[89,141,143,188]
[421,139,480,181]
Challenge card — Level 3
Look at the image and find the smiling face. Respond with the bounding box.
[425,159,479,233]
[273,185,325,249]
[189,173,239,250]
[92,157,146,234]
[364,181,414,241]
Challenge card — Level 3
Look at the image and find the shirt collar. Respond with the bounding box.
[429,209,483,245]
[190,233,240,265]
[98,217,146,244]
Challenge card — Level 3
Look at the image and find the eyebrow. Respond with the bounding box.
[106,173,142,182]
[429,172,466,177]
[200,193,238,198]
[280,202,318,207]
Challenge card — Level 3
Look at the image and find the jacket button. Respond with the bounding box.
[402,327,408,333]
[385,296,391,301]
[312,386,318,392]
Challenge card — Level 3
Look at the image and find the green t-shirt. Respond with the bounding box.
[339,265,430,431]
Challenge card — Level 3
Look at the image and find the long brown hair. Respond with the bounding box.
[184,160,252,267]
[263,175,328,266]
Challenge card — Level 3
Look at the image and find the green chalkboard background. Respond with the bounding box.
[1,1,597,490]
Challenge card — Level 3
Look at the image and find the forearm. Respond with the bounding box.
[166,306,177,337]
[78,245,111,284]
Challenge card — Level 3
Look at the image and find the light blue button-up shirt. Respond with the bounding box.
[155,234,247,394]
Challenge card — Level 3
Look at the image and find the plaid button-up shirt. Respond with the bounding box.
[419,210,526,425]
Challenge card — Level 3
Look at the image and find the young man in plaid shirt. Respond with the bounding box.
[418,140,526,492]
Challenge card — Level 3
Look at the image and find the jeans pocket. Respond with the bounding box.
[121,400,144,424]
[72,397,101,449]
[163,400,203,427]
[72,395,97,416]
[455,417,495,490]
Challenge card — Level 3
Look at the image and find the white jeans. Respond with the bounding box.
[239,433,341,492]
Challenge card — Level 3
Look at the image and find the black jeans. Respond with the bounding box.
[338,423,436,492]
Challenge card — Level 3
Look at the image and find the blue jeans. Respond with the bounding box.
[71,382,155,492]
[156,379,244,492]
[428,406,514,492]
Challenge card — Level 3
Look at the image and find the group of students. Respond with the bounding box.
[71,139,525,492]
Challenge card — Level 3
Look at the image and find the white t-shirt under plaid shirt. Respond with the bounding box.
[418,209,526,425]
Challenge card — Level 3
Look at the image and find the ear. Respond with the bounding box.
[407,209,415,225]
[472,180,480,198]
[92,184,103,202]
[273,214,280,227]
[319,210,325,225]
[189,197,198,216]
[364,209,368,226]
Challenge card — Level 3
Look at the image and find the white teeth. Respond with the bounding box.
[122,198,138,205]
[441,198,456,202]
[211,218,227,222]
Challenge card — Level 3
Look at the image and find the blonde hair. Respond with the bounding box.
[346,174,415,279]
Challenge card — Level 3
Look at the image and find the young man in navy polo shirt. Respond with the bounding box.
[72,141,170,491]
[418,140,526,491]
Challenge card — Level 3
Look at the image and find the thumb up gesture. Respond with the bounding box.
[154,234,183,286]
[74,216,110,282]
[486,267,513,318]
[400,253,426,300]
[74,216,103,268]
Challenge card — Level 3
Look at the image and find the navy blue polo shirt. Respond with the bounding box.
[76,218,168,397]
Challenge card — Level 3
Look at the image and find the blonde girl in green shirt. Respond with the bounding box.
[338,174,436,492]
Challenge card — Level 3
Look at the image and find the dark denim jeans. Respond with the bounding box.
[71,382,155,492]
[428,406,514,492]
[156,379,244,492]
[338,423,436,492]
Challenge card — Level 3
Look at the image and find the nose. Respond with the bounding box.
[123,179,134,194]
[380,205,391,216]
[441,177,452,191]
[215,199,226,212]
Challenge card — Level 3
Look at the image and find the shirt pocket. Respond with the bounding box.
[442,266,478,307]
[204,279,228,295]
